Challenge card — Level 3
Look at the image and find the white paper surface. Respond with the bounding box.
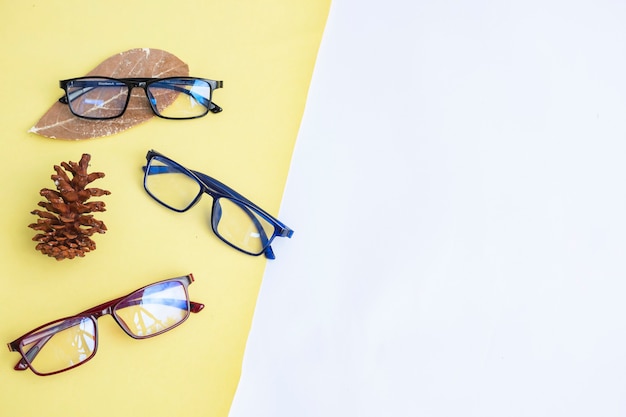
[231,1,626,416]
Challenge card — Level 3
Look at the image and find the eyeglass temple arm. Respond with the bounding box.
[142,165,294,238]
[58,87,95,104]
[58,79,123,104]
[193,170,294,237]
[82,295,204,317]
[115,296,204,313]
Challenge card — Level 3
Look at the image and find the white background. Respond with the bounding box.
[230,1,626,416]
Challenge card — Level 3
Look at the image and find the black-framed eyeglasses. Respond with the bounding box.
[59,76,223,120]
[142,150,294,259]
[7,274,204,376]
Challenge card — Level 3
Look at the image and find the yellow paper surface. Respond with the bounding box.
[0,1,329,416]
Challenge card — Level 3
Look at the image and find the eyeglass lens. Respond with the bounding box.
[212,197,275,254]
[65,77,212,119]
[19,316,97,375]
[144,157,276,255]
[147,79,212,118]
[114,280,190,338]
[66,78,128,118]
[16,280,190,375]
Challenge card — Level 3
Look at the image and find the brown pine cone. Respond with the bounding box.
[28,154,111,260]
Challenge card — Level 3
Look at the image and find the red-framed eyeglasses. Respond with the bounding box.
[7,274,204,376]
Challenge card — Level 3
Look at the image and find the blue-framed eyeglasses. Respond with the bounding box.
[142,150,294,259]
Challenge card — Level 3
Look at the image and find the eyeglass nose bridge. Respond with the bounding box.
[126,80,149,93]
[126,80,161,109]
[91,306,114,318]
[124,80,150,96]
[121,78,151,87]
[118,80,160,111]
[80,296,125,318]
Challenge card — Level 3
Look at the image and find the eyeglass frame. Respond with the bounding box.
[142,150,294,259]
[58,76,224,120]
[7,274,204,376]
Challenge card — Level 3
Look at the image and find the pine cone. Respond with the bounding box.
[28,154,111,260]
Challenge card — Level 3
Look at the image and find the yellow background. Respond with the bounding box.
[0,1,329,416]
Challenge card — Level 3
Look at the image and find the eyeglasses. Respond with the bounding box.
[7,274,203,376]
[143,150,294,259]
[58,76,223,120]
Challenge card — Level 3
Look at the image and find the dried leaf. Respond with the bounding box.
[30,48,190,140]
